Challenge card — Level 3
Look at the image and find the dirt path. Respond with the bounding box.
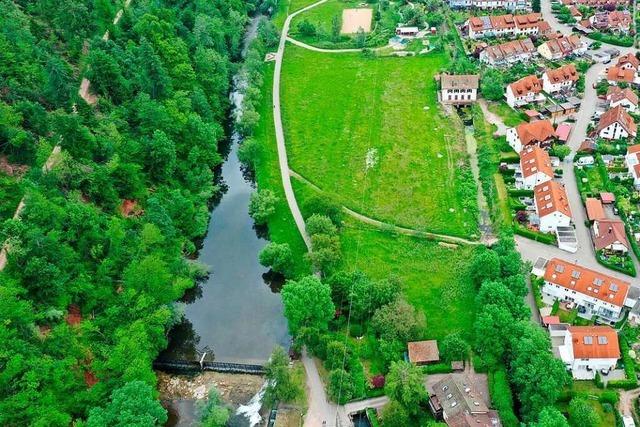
[478,99,507,136]
[288,169,483,246]
[618,388,640,420]
[272,0,331,252]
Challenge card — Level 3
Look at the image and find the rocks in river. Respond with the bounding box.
[156,371,265,407]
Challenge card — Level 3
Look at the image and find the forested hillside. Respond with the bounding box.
[0,0,255,423]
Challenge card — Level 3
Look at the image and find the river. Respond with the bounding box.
[158,14,290,426]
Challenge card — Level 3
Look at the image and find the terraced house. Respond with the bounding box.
[540,258,631,323]
[542,64,579,94]
[464,13,550,39]
[537,34,586,60]
[449,0,531,11]
[479,38,537,66]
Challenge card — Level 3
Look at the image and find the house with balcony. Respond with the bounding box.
[542,64,580,94]
[518,146,554,190]
[593,218,629,255]
[533,181,572,232]
[595,105,637,140]
[549,324,620,379]
[507,119,556,152]
[505,75,544,107]
[539,258,630,323]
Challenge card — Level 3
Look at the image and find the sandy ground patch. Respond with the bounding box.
[341,8,372,34]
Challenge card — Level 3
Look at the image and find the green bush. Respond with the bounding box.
[598,390,619,405]
[488,367,519,427]
[423,363,453,374]
[508,189,534,197]
[513,224,557,245]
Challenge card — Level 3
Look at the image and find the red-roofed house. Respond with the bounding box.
[555,122,572,143]
[534,181,572,232]
[585,197,606,221]
[551,324,620,379]
[606,66,637,85]
[596,105,637,140]
[607,86,638,113]
[505,75,544,107]
[507,119,557,152]
[593,219,629,254]
[542,64,580,94]
[519,146,554,189]
[617,53,640,72]
[540,257,630,323]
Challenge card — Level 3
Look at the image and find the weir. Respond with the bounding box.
[153,360,265,375]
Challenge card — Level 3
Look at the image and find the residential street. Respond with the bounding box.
[535,0,640,281]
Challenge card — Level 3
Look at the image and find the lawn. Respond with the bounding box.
[487,101,526,128]
[253,64,311,277]
[281,46,479,239]
[289,0,396,49]
[339,222,477,341]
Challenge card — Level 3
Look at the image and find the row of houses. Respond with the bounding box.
[505,63,580,107]
[560,0,628,7]
[538,34,587,60]
[449,0,531,11]
[464,13,550,39]
[479,34,587,66]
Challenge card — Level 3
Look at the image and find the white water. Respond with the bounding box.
[235,381,268,426]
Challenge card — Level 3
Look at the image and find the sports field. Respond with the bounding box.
[281,46,479,238]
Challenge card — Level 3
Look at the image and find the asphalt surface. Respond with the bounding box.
[513,0,640,283]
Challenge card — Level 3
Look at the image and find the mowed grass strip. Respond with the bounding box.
[339,222,477,341]
[254,64,311,277]
[281,46,478,238]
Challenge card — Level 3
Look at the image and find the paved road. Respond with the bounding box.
[272,1,330,252]
[478,99,507,136]
[301,350,339,427]
[535,0,640,279]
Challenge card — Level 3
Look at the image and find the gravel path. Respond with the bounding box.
[272,0,330,252]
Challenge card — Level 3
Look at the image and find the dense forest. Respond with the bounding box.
[0,0,263,423]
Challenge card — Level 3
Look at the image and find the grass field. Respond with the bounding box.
[339,222,477,341]
[487,101,526,128]
[281,46,479,238]
[253,64,311,277]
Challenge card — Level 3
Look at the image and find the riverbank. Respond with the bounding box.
[157,371,265,405]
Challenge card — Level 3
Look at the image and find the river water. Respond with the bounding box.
[159,14,290,426]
